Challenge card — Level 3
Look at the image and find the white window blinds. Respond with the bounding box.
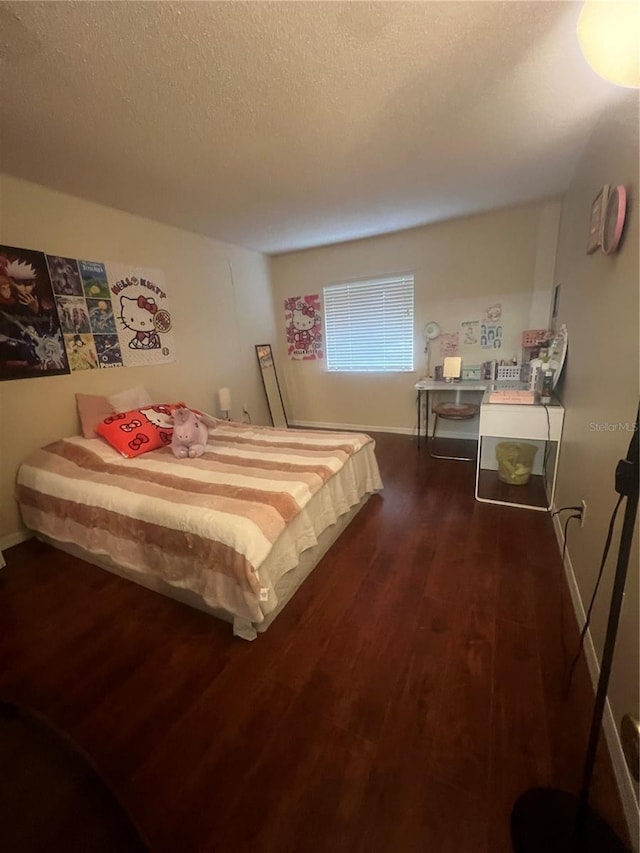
[323,274,414,372]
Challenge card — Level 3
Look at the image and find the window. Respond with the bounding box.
[323,274,414,372]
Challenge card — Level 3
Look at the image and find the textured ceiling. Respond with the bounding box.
[0,1,626,253]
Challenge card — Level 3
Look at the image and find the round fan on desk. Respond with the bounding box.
[422,321,441,378]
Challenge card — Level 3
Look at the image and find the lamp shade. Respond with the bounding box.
[218,387,231,412]
[577,0,640,89]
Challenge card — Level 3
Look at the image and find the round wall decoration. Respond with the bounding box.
[602,185,627,255]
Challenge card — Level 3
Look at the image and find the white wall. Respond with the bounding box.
[552,93,639,830]
[0,174,276,545]
[270,200,560,434]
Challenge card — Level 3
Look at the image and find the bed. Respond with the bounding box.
[15,418,382,640]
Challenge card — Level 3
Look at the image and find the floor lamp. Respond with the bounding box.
[511,408,639,853]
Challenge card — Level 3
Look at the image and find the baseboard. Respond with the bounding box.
[0,529,31,568]
[0,529,31,553]
[552,508,639,851]
[289,420,476,440]
[289,419,416,435]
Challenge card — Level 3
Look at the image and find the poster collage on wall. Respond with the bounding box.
[0,244,175,382]
[438,303,504,359]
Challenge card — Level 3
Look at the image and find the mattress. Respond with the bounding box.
[16,420,383,638]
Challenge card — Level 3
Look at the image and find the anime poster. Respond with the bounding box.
[46,255,84,297]
[65,333,100,371]
[284,294,323,360]
[56,290,101,371]
[105,262,174,367]
[78,261,123,369]
[0,245,70,381]
[46,256,120,371]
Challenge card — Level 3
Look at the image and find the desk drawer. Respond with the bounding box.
[479,404,563,441]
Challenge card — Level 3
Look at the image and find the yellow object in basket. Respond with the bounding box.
[496,442,538,486]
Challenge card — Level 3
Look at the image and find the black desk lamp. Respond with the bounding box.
[511,408,638,853]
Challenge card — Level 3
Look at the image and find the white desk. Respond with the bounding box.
[475,390,564,512]
[414,379,488,445]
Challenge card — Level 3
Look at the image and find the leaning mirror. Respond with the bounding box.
[255,344,288,428]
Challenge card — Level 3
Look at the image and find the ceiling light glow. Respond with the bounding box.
[577,0,640,88]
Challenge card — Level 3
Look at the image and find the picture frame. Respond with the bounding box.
[547,323,568,389]
[586,184,610,254]
[550,282,561,330]
[601,184,627,256]
[461,364,481,381]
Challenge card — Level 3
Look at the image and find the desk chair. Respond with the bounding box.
[430,400,479,461]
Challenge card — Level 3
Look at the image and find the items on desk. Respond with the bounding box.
[442,356,462,381]
[539,367,555,404]
[520,324,568,393]
[436,359,526,384]
[488,383,536,405]
[429,362,482,381]
[488,360,557,405]
[543,324,568,387]
[481,359,524,382]
[496,364,523,381]
[461,364,482,381]
[522,329,551,347]
[525,358,543,392]
[521,329,553,362]
[481,359,497,380]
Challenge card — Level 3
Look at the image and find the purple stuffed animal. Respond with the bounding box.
[171,407,208,458]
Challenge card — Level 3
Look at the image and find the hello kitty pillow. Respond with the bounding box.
[96,402,186,458]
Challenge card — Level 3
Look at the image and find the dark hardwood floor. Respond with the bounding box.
[0,432,630,852]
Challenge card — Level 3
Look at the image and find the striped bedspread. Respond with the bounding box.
[16,420,382,627]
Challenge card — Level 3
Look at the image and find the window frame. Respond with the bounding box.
[322,273,415,374]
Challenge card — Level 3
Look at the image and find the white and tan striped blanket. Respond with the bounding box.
[16,420,382,633]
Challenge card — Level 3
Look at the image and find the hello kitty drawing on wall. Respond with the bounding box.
[119,294,162,349]
[284,295,323,360]
[292,304,316,351]
[107,263,175,367]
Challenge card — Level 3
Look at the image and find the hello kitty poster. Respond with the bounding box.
[284,295,323,360]
[105,262,175,367]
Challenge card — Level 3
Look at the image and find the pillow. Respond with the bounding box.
[108,385,153,413]
[76,393,115,439]
[96,402,186,458]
